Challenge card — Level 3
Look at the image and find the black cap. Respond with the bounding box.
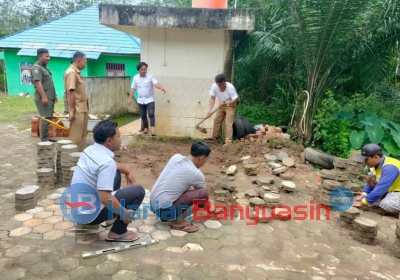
[356,143,382,161]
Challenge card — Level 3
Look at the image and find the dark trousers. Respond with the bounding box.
[89,171,145,234]
[139,102,155,128]
[34,99,55,141]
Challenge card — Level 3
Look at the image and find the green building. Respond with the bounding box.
[0,5,140,96]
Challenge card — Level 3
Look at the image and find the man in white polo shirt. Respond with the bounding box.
[71,119,145,242]
[206,74,239,143]
[127,62,166,136]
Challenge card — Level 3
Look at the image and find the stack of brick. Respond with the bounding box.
[15,185,40,211]
[36,168,55,189]
[313,155,365,207]
[31,118,40,137]
[245,125,291,143]
[338,207,360,229]
[37,141,55,169]
[56,140,74,183]
[60,145,80,187]
[352,217,378,245]
[392,220,400,258]
[74,224,99,244]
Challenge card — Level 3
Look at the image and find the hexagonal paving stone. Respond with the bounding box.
[43,229,64,240]
[44,216,63,224]
[219,235,239,247]
[204,220,222,229]
[165,247,186,253]
[201,239,222,250]
[54,210,63,216]
[203,229,223,240]
[236,226,259,237]
[112,270,138,280]
[46,193,62,200]
[54,221,74,230]
[5,245,30,258]
[13,213,34,222]
[23,218,43,228]
[272,229,294,240]
[96,260,122,275]
[218,225,238,235]
[138,264,163,279]
[5,267,25,280]
[34,211,53,219]
[154,222,171,230]
[312,243,333,254]
[151,230,171,241]
[45,204,60,211]
[317,253,340,266]
[33,223,53,234]
[279,250,302,263]
[181,243,204,252]
[184,232,205,243]
[138,225,156,234]
[165,236,187,247]
[26,207,44,214]
[170,229,188,237]
[29,261,54,278]
[9,227,32,237]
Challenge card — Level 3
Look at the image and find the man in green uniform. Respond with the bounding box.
[31,48,58,142]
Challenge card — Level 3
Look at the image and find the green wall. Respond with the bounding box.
[4,50,140,96]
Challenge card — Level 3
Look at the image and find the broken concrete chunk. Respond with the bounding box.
[282,157,295,167]
[245,189,259,199]
[265,154,277,162]
[256,173,275,185]
[217,182,236,192]
[244,164,259,176]
[268,162,282,169]
[263,193,281,203]
[253,210,272,223]
[272,167,288,175]
[249,197,266,207]
[214,190,230,197]
[241,156,253,164]
[340,207,360,220]
[226,165,238,176]
[279,172,295,181]
[322,179,343,191]
[354,217,378,233]
[276,152,289,161]
[281,181,296,192]
[273,207,291,220]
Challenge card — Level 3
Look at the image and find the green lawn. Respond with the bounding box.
[0,93,139,129]
[0,93,64,129]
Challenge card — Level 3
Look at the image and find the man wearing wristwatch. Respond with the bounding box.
[353,143,400,213]
[206,74,239,144]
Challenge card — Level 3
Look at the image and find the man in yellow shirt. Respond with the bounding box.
[353,144,400,213]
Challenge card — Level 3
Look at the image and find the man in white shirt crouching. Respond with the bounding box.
[71,120,145,242]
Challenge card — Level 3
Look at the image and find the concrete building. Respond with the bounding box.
[99,2,255,137]
[0,5,141,96]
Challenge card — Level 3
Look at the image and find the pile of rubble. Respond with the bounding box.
[214,151,298,222]
[313,152,365,206]
[243,125,291,143]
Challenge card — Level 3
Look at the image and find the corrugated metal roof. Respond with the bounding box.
[0,5,140,58]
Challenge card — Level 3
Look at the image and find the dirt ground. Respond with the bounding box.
[116,136,318,208]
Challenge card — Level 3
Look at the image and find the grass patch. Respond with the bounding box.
[129,138,148,148]
[0,94,64,127]
[114,114,140,127]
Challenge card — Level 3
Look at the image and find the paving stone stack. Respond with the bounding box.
[37,141,55,169]
[314,155,365,206]
[392,220,400,258]
[55,140,73,183]
[352,217,378,245]
[15,185,40,211]
[36,168,55,189]
[74,224,99,244]
[60,145,79,187]
[263,193,281,208]
[338,207,360,229]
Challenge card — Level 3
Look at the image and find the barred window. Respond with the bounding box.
[106,63,125,77]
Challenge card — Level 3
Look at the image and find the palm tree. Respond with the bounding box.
[235,0,400,143]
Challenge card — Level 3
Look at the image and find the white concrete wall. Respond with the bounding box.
[138,27,231,137]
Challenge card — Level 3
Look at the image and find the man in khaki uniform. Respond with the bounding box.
[64,51,88,152]
[31,48,58,142]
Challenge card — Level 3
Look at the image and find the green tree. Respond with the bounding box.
[234,0,400,144]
